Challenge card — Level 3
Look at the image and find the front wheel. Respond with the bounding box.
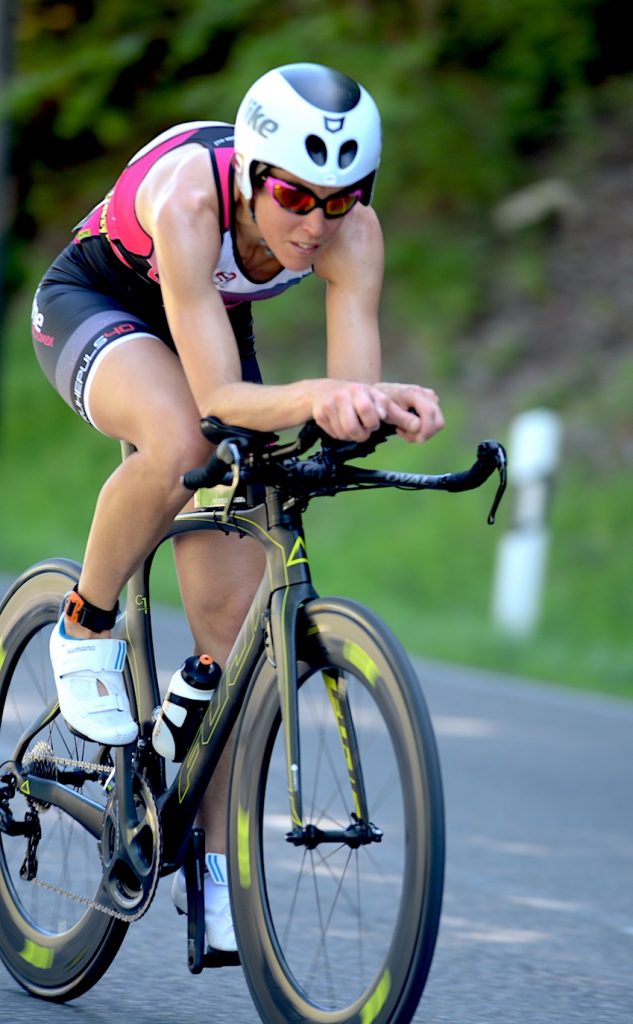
[228,597,445,1024]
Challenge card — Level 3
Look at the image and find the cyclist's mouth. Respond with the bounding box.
[290,241,321,256]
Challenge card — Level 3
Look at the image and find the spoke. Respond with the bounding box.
[304,846,355,996]
[355,850,366,982]
[53,814,73,930]
[305,848,335,1000]
[51,720,75,762]
[0,628,106,933]
[308,843,365,918]
[268,672,405,1005]
[281,845,309,948]
[315,732,354,830]
[25,630,52,706]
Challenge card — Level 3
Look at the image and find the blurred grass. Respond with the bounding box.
[1,272,631,700]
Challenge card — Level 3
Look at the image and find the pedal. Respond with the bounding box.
[184,828,206,974]
[183,828,241,971]
[202,948,240,968]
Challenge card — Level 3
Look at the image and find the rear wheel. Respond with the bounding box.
[0,561,128,1000]
[229,597,444,1024]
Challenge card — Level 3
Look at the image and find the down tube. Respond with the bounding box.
[157,568,270,867]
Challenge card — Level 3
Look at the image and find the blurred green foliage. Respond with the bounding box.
[4,0,628,352]
[3,0,618,238]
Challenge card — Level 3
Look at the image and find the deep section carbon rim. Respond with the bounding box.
[230,598,444,1024]
[0,564,127,999]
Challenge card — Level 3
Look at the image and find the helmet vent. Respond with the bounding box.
[305,135,328,167]
[338,140,358,169]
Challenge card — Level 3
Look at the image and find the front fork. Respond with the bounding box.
[269,587,376,848]
[269,585,308,832]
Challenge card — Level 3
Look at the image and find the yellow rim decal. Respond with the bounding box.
[360,968,391,1024]
[343,640,379,687]
[20,939,54,969]
[0,641,5,672]
[237,803,251,889]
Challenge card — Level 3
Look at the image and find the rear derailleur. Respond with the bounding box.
[0,771,42,880]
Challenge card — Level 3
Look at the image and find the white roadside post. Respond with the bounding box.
[491,409,562,636]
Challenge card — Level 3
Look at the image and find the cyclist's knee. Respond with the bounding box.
[189,584,256,652]
[141,421,212,489]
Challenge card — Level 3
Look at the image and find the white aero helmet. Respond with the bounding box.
[234,63,381,204]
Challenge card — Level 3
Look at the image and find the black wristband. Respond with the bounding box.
[64,587,119,632]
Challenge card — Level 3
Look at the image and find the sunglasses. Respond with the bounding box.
[262,175,363,219]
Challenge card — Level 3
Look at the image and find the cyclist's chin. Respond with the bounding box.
[283,240,321,268]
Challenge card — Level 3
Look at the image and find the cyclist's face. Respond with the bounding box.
[253,167,353,270]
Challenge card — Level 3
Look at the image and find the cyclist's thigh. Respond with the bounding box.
[91,301,264,443]
[86,300,265,466]
[32,276,170,427]
[86,333,200,447]
[32,274,203,449]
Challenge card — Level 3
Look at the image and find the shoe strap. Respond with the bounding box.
[56,636,127,678]
[64,689,128,713]
[65,588,119,632]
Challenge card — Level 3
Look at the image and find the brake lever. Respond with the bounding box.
[485,442,508,525]
[215,440,242,524]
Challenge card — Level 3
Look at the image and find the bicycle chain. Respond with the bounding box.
[30,875,142,922]
[23,741,114,779]
[22,743,159,923]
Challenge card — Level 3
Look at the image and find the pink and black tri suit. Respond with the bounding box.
[32,122,312,425]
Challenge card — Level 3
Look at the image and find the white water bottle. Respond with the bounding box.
[152,654,221,762]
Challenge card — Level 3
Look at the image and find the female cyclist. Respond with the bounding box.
[31,62,444,951]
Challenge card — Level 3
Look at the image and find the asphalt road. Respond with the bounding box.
[0,584,631,1023]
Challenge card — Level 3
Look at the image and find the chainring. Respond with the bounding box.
[98,771,162,922]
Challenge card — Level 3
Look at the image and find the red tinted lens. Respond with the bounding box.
[324,192,361,217]
[272,181,316,214]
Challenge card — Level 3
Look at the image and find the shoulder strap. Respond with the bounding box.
[211,146,235,233]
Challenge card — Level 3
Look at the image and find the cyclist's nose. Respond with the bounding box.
[303,207,327,235]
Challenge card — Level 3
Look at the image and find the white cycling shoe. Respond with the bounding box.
[171,852,237,952]
[49,614,138,746]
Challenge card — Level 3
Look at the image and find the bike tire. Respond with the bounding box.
[0,560,129,1001]
[228,596,445,1024]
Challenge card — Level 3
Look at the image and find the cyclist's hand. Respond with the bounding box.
[377,383,445,443]
[311,381,391,441]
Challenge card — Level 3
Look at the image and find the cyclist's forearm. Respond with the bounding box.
[201,379,322,432]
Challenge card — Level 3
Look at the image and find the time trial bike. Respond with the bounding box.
[0,417,506,1024]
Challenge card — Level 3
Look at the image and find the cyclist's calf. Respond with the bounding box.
[172,530,265,664]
